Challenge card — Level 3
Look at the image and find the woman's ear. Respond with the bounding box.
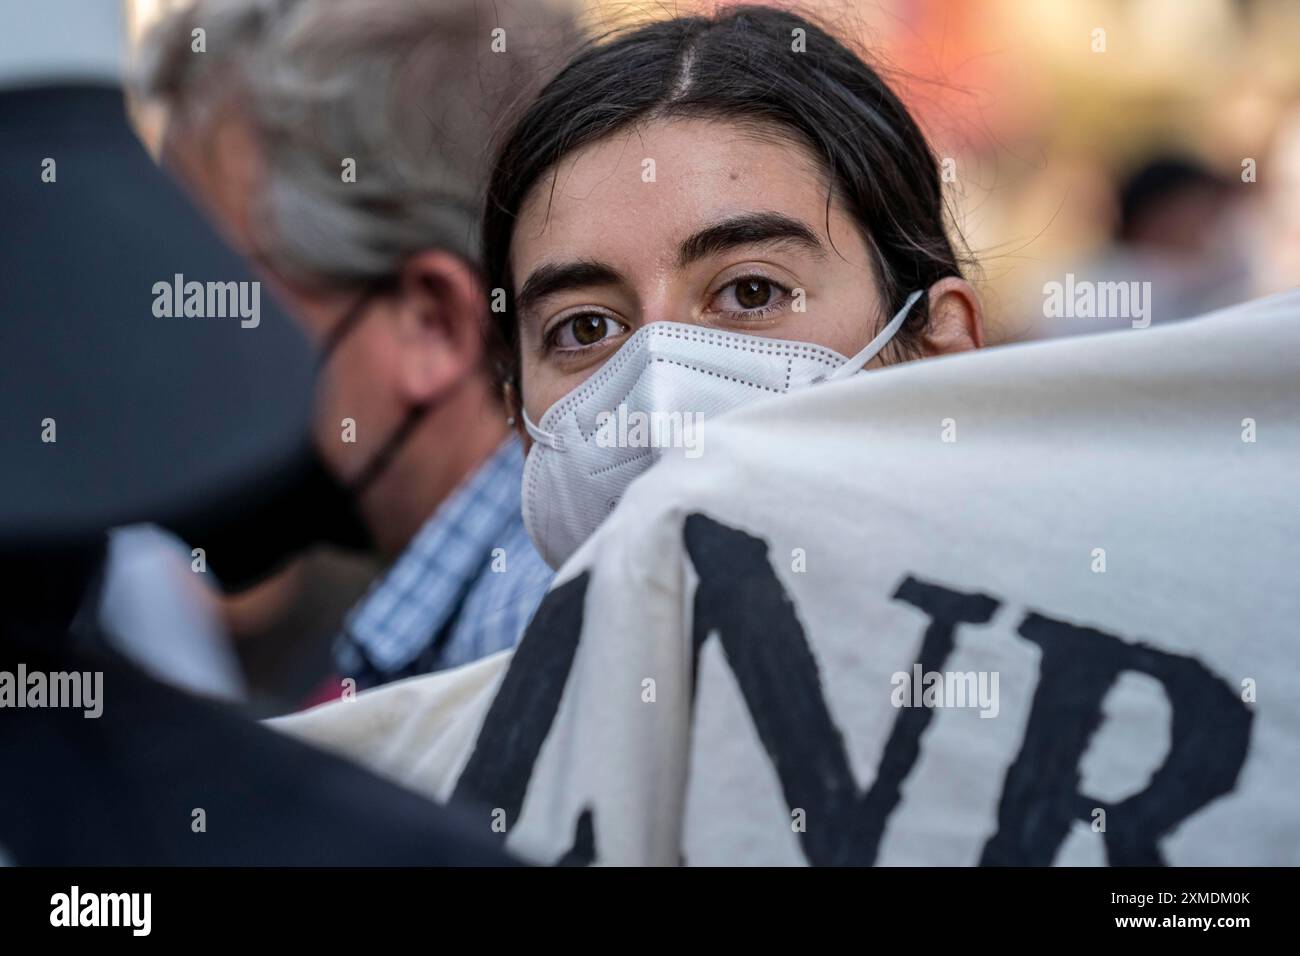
[503,378,532,451]
[920,276,985,355]
[392,250,488,403]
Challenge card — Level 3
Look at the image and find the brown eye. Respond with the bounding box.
[571,315,609,346]
[734,277,773,309]
[549,313,629,352]
[707,275,792,318]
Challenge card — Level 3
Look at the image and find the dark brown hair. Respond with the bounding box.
[483,4,965,389]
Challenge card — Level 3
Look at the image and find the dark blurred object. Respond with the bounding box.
[0,84,369,589]
[0,81,511,864]
[1020,151,1252,341]
[0,549,507,865]
[0,84,314,558]
[1116,155,1232,254]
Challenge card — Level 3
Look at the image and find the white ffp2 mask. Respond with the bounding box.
[521,289,924,568]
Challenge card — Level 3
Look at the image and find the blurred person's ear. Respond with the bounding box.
[392,250,488,405]
[920,277,985,355]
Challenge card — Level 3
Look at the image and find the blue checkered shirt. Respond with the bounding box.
[333,437,552,688]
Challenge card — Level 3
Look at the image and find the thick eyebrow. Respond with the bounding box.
[515,260,622,317]
[676,212,826,268]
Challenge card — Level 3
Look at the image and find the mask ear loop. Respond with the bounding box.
[317,276,438,496]
[522,407,566,452]
[317,277,390,368]
[821,288,925,384]
[348,402,436,495]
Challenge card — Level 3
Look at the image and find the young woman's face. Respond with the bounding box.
[510,117,901,424]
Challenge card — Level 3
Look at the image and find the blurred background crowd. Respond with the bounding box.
[127,0,1300,341]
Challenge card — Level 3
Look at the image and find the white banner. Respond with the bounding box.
[273,290,1300,866]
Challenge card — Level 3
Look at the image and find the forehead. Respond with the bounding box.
[510,117,840,281]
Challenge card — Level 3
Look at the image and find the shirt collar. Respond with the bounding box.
[342,436,526,672]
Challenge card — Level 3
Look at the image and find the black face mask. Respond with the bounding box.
[174,280,435,592]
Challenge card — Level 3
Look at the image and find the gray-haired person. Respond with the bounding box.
[136,0,579,691]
